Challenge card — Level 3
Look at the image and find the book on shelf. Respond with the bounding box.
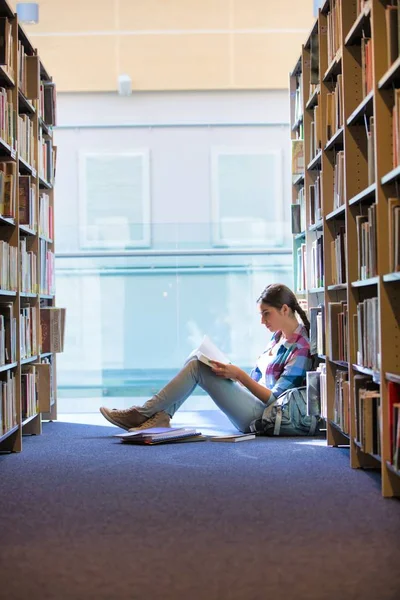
[333,151,345,209]
[357,388,381,455]
[385,3,399,69]
[356,203,377,280]
[1,370,16,435]
[388,198,400,272]
[40,307,66,354]
[393,402,400,471]
[292,139,304,176]
[334,370,350,435]
[187,335,230,368]
[355,297,380,370]
[116,427,205,445]
[328,301,347,361]
[388,382,400,466]
[309,305,325,356]
[309,174,322,224]
[209,433,255,442]
[0,302,16,364]
[361,37,373,98]
[330,226,346,285]
[291,203,302,235]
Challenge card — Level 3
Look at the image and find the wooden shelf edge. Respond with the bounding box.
[381,165,400,186]
[386,461,400,478]
[22,413,40,427]
[330,359,349,369]
[306,85,320,110]
[308,220,323,231]
[0,361,18,373]
[383,272,400,283]
[351,277,379,287]
[0,424,19,444]
[309,287,324,294]
[327,283,347,290]
[323,50,342,82]
[324,127,344,151]
[292,173,305,186]
[326,204,345,221]
[20,355,39,365]
[386,373,400,384]
[348,183,376,206]
[307,150,322,171]
[378,55,400,90]
[352,364,380,382]
[344,4,371,47]
[329,420,350,439]
[346,90,374,126]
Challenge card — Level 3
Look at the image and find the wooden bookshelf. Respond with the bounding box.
[0,0,58,452]
[290,0,400,497]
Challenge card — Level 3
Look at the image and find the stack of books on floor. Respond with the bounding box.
[115,427,206,445]
[115,428,257,445]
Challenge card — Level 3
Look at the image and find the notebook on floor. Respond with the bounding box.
[115,427,205,445]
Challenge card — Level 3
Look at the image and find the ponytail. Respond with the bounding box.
[293,301,310,335]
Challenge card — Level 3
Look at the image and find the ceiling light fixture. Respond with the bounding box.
[16,3,39,25]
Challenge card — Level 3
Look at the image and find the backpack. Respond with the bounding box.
[249,386,319,436]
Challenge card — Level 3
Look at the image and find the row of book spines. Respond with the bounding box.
[0,17,14,80]
[38,137,56,185]
[0,304,63,363]
[20,305,38,360]
[326,0,342,65]
[0,359,55,423]
[38,82,57,127]
[0,317,58,367]
[0,311,16,365]
[389,382,400,470]
[18,114,35,168]
[19,178,54,239]
[355,377,381,455]
[356,204,377,280]
[291,200,398,277]
[310,236,324,289]
[21,361,55,419]
[0,371,16,434]
[21,369,37,419]
[326,296,379,370]
[0,238,55,295]
[39,246,55,297]
[333,371,350,435]
[0,87,16,150]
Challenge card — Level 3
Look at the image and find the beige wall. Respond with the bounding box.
[11,0,314,92]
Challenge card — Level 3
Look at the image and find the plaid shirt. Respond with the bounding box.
[250,323,312,401]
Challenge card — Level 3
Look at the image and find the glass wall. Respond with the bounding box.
[55,236,293,405]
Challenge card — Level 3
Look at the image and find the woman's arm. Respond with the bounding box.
[210,362,273,404]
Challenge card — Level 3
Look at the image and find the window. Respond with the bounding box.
[79,151,151,249]
[211,148,284,247]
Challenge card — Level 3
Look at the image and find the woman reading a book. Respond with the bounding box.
[100,283,312,434]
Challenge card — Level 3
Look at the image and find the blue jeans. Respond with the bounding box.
[137,358,266,433]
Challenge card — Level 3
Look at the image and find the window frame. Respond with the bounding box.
[210,146,284,248]
[78,150,151,250]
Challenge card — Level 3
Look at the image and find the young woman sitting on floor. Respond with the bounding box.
[100,283,313,434]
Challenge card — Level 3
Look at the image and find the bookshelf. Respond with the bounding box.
[0,0,59,452]
[290,0,400,497]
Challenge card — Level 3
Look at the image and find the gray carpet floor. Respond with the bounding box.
[0,419,399,600]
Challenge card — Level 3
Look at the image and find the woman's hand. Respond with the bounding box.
[210,361,242,381]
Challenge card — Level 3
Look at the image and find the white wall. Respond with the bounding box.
[54,89,292,251]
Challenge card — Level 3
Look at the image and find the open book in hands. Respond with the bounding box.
[187,335,230,368]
